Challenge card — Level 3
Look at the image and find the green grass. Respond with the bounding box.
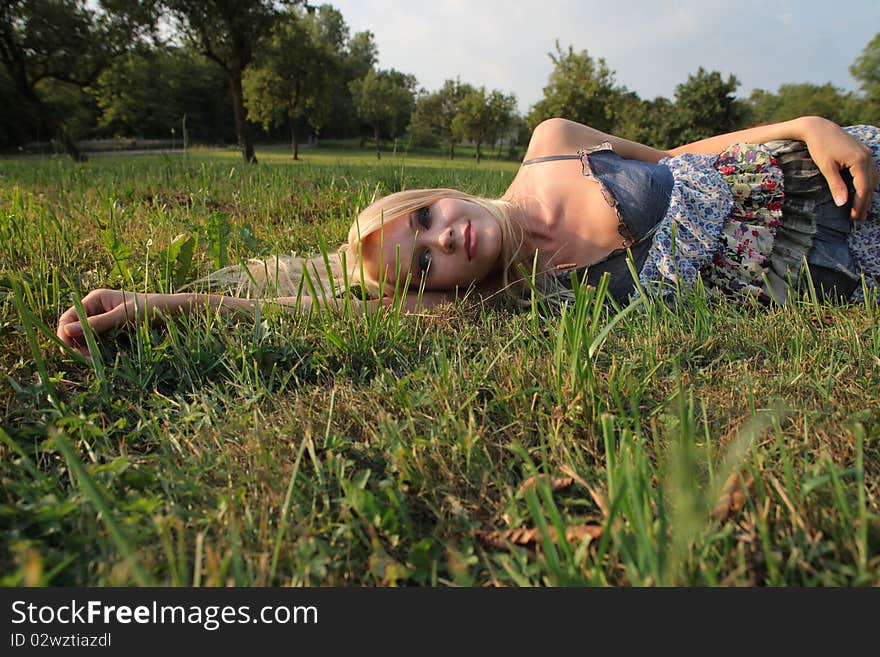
[1,146,878,586]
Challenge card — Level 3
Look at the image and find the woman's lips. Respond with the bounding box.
[467,222,476,260]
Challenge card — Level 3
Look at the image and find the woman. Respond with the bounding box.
[57,116,880,355]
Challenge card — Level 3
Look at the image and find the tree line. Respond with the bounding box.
[2,2,878,162]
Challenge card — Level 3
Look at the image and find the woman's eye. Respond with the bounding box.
[418,248,432,275]
[418,206,431,229]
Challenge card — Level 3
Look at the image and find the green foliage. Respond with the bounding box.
[205,211,231,269]
[851,32,880,124]
[409,79,475,157]
[242,7,339,159]
[526,41,621,133]
[93,45,231,141]
[450,87,516,163]
[349,68,417,157]
[157,233,197,292]
[608,92,676,150]
[0,69,40,148]
[101,225,133,281]
[320,29,378,139]
[0,0,155,157]
[747,83,863,127]
[668,67,746,145]
[161,0,292,163]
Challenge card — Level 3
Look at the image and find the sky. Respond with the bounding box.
[329,0,880,114]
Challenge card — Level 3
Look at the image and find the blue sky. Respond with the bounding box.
[329,0,880,113]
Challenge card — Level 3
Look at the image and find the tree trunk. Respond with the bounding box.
[229,70,257,164]
[374,127,381,160]
[58,123,85,162]
[475,140,482,164]
[22,84,85,161]
[289,118,299,160]
[449,141,455,160]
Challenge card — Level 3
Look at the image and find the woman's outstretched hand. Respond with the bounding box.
[802,116,878,221]
[56,289,190,355]
[56,290,264,355]
[57,289,140,355]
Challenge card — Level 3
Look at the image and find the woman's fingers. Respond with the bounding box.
[804,119,877,222]
[846,144,877,221]
[816,150,876,222]
[56,289,134,354]
[74,303,132,336]
[817,159,850,209]
[56,304,82,347]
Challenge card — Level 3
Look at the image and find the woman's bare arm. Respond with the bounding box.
[525,118,669,164]
[56,288,462,355]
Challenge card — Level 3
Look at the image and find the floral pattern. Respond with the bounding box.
[702,144,784,297]
[639,144,784,300]
[638,153,733,295]
[636,125,880,303]
[844,125,880,302]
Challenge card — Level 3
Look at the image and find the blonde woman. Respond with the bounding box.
[57,116,880,355]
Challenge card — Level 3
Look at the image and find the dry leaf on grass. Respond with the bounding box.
[518,475,574,495]
[476,523,604,550]
[714,470,757,522]
[560,465,610,517]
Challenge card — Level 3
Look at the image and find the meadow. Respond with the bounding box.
[1,145,878,586]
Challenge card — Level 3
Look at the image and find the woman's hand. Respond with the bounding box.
[56,289,181,355]
[800,116,878,221]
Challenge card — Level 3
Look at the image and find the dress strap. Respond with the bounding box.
[521,154,583,166]
[522,142,615,166]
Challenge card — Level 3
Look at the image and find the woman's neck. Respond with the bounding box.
[507,196,566,273]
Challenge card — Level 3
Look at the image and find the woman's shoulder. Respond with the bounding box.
[505,119,588,199]
[523,118,582,161]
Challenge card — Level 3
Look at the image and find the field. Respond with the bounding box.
[1,145,879,586]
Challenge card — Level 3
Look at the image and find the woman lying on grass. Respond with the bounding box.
[57,116,880,355]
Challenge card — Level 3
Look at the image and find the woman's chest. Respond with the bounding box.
[513,164,630,269]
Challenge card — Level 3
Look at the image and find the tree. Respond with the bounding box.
[526,41,620,133]
[669,68,746,145]
[161,0,298,164]
[0,0,156,159]
[93,44,231,142]
[747,83,861,127]
[851,32,880,124]
[349,67,416,159]
[408,91,444,148]
[451,87,516,163]
[611,93,676,149]
[320,28,376,138]
[242,8,337,159]
[408,79,474,158]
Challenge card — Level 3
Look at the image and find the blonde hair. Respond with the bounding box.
[193,188,540,304]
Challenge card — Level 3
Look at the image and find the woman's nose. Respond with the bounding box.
[438,228,455,253]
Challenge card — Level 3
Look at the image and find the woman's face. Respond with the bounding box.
[361,197,503,292]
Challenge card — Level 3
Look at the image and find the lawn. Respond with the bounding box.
[1,146,878,586]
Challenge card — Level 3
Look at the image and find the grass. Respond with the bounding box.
[0,145,878,586]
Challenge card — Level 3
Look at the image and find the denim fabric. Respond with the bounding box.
[557,149,674,302]
[766,139,862,302]
[807,172,859,276]
[584,150,674,243]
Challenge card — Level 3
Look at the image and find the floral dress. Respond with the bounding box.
[639,125,880,303]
